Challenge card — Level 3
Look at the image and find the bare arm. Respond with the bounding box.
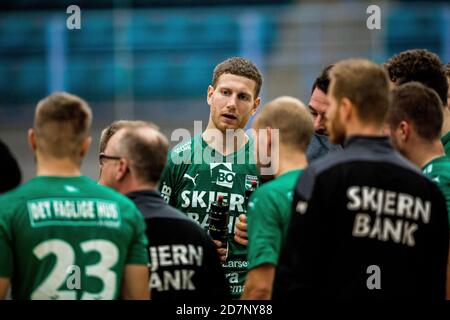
[121,265,150,300]
[241,264,275,300]
[0,277,10,300]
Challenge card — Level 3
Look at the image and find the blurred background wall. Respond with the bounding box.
[1,0,449,182]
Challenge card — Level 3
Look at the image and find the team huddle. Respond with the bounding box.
[0,50,449,300]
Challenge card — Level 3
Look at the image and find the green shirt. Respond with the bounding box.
[442,131,450,158]
[422,156,450,225]
[0,176,148,300]
[158,134,259,298]
[247,169,303,270]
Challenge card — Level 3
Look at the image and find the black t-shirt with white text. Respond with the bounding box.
[274,136,449,300]
[127,190,230,301]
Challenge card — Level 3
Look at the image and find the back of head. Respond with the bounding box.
[99,120,158,154]
[330,58,390,125]
[212,57,263,97]
[34,92,92,160]
[118,125,169,185]
[388,82,443,142]
[311,64,334,94]
[254,96,314,151]
[385,49,448,106]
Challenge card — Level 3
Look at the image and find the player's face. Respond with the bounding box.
[326,88,346,144]
[207,73,260,133]
[98,134,122,188]
[308,87,330,135]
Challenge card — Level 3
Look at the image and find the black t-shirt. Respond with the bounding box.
[273,136,449,300]
[127,190,230,301]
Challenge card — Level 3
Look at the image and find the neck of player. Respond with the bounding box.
[345,121,386,139]
[118,179,158,195]
[36,156,81,177]
[442,107,450,137]
[202,125,248,156]
[276,144,308,177]
[407,139,445,169]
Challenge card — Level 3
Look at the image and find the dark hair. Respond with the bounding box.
[311,64,334,94]
[388,82,443,142]
[384,49,448,106]
[34,92,92,158]
[0,140,21,193]
[119,126,169,184]
[445,62,450,78]
[212,57,263,97]
[330,59,390,125]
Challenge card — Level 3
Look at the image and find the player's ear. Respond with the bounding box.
[398,121,410,142]
[116,158,129,181]
[341,97,353,121]
[252,97,261,115]
[207,85,214,106]
[28,128,37,152]
[80,136,92,158]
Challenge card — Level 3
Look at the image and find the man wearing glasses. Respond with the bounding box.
[97,120,230,300]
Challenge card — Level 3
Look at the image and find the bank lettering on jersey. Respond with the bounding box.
[346,186,431,247]
[149,244,203,292]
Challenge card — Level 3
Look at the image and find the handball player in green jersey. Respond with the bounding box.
[158,57,262,298]
[0,93,149,300]
[240,96,313,300]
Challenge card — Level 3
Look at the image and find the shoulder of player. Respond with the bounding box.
[0,188,23,214]
[87,182,140,214]
[295,145,429,201]
[166,136,199,170]
[252,179,283,198]
[170,135,198,157]
[249,182,284,210]
[151,211,214,243]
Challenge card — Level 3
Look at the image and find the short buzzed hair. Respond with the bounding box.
[212,57,263,97]
[117,125,169,184]
[34,92,92,159]
[387,82,443,142]
[384,49,448,106]
[330,59,390,125]
[100,120,158,153]
[253,96,314,151]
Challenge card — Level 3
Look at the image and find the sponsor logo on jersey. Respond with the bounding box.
[64,185,79,193]
[27,198,121,228]
[244,175,258,190]
[160,182,172,204]
[181,190,245,212]
[210,163,235,189]
[173,141,191,154]
[183,173,199,186]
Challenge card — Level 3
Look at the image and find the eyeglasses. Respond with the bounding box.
[99,153,121,165]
